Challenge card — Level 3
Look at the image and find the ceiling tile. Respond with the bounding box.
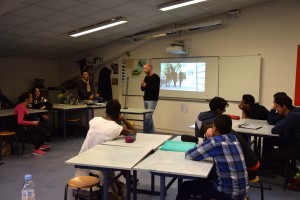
[21,20,57,30]
[36,0,80,11]
[110,2,148,14]
[0,33,19,42]
[0,14,33,26]
[63,4,102,16]
[87,10,123,21]
[87,0,130,9]
[0,24,12,32]
[67,17,98,28]
[11,5,56,19]
[43,12,80,23]
[46,24,77,33]
[30,31,60,39]
[3,26,38,36]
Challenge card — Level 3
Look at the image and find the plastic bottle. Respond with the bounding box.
[21,174,36,200]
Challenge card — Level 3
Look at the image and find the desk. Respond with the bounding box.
[120,108,154,133]
[232,119,276,158]
[103,133,172,149]
[65,145,152,200]
[133,150,214,200]
[52,104,106,141]
[52,104,88,141]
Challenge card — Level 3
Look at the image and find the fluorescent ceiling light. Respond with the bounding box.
[159,0,207,11]
[69,17,128,37]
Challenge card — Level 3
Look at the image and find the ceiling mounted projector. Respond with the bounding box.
[166,40,188,54]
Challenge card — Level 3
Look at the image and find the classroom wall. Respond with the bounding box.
[59,0,300,134]
[0,57,60,103]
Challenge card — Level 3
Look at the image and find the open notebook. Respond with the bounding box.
[238,123,262,130]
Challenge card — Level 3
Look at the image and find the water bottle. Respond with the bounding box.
[22,174,35,200]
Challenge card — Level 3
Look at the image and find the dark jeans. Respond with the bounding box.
[26,125,47,150]
[262,137,300,178]
[175,179,245,200]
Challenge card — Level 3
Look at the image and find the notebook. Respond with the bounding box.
[238,123,262,130]
[160,140,196,152]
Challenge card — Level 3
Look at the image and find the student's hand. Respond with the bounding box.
[41,115,49,120]
[89,94,94,100]
[95,93,100,98]
[40,106,46,110]
[33,121,39,125]
[205,128,213,138]
[119,115,126,121]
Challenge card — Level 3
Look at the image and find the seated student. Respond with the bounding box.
[0,88,15,109]
[195,96,228,138]
[31,87,53,141]
[262,95,300,179]
[77,69,102,101]
[267,92,287,125]
[75,99,137,199]
[14,92,50,155]
[239,94,269,120]
[176,115,248,200]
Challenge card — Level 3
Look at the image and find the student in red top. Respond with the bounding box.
[14,92,50,155]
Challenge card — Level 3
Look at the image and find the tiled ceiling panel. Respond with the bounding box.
[0,0,275,59]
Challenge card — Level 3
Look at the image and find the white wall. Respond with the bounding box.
[0,57,60,103]
[59,0,300,134]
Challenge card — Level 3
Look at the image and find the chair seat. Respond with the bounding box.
[68,176,99,189]
[0,131,16,136]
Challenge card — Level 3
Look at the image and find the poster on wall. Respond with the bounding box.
[123,59,150,77]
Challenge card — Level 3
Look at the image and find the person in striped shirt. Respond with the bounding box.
[176,114,248,200]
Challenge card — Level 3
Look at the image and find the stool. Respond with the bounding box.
[66,119,81,138]
[64,176,100,200]
[0,131,16,165]
[249,176,264,200]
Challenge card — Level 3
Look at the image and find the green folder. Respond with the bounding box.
[160,140,196,152]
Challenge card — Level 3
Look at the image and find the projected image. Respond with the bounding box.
[160,63,206,92]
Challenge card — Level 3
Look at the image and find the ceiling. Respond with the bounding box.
[0,0,273,59]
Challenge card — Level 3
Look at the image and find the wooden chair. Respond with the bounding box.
[66,118,81,138]
[64,176,100,200]
[0,131,16,164]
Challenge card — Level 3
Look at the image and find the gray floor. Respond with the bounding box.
[0,135,299,200]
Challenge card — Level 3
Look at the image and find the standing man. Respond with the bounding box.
[140,64,160,133]
[77,69,101,101]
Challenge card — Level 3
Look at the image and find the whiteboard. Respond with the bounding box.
[219,55,261,101]
[121,55,261,102]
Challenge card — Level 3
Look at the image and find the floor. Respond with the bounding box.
[0,135,299,200]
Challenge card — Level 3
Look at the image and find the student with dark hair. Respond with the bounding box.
[239,94,269,120]
[31,87,53,141]
[195,96,228,138]
[267,92,287,125]
[262,95,300,179]
[176,115,248,200]
[14,92,50,155]
[0,88,15,109]
[75,99,137,199]
[77,69,101,101]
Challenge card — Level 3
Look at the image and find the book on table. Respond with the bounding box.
[238,123,262,130]
[160,140,196,152]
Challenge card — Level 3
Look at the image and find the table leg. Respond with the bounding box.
[133,170,137,200]
[103,170,108,200]
[86,108,89,130]
[151,173,155,192]
[125,170,131,200]
[160,176,166,200]
[143,113,146,133]
[0,136,3,165]
[62,110,66,142]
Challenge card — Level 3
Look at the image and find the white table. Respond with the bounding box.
[232,119,275,137]
[120,108,154,133]
[51,104,106,141]
[65,145,153,200]
[133,150,214,200]
[103,133,172,149]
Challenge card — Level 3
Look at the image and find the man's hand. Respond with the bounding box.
[33,121,39,125]
[40,106,46,110]
[141,80,146,88]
